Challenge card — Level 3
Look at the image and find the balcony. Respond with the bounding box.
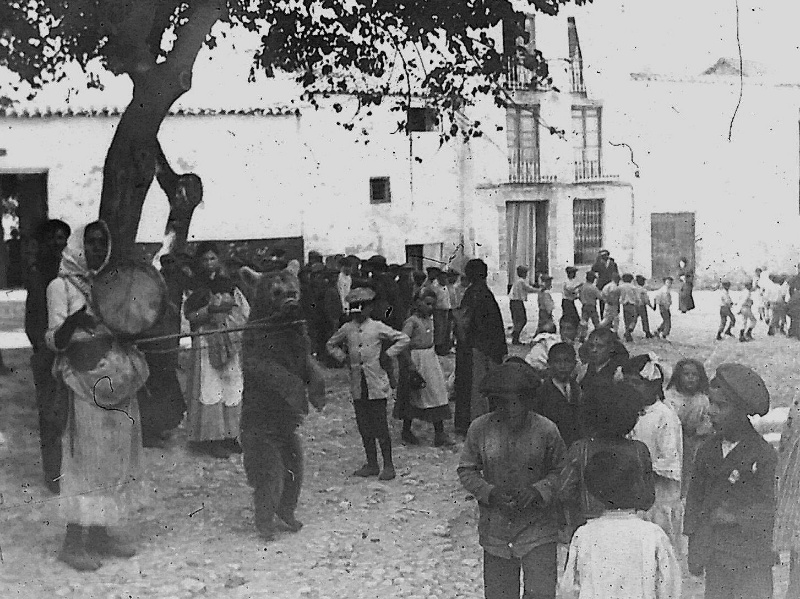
[508,153,557,184]
[573,159,618,182]
[504,56,537,91]
[570,57,586,94]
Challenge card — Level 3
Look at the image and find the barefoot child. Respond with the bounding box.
[458,362,566,599]
[560,450,681,599]
[326,287,410,480]
[685,364,777,599]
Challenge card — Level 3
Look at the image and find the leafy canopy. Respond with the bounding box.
[0,0,589,138]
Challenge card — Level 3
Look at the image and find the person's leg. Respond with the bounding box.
[32,351,63,492]
[401,418,419,444]
[454,343,473,435]
[433,420,454,446]
[663,309,672,337]
[520,542,557,599]
[510,300,524,344]
[354,436,379,476]
[717,308,727,339]
[623,305,635,340]
[639,305,653,337]
[375,399,395,480]
[483,551,521,599]
[377,436,395,479]
[725,309,736,335]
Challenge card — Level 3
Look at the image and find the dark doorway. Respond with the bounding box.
[0,172,49,288]
[651,212,696,280]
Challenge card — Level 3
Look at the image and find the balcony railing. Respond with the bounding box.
[573,159,618,182]
[505,56,537,91]
[570,57,586,94]
[508,155,557,184]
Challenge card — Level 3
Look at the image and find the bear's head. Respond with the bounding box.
[240,267,302,322]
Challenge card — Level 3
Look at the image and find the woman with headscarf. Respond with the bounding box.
[184,241,250,459]
[46,221,149,571]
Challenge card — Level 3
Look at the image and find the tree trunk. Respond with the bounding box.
[98,0,225,265]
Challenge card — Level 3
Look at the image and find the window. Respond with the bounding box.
[573,198,603,264]
[369,177,391,204]
[406,107,438,132]
[572,105,602,178]
[506,105,540,182]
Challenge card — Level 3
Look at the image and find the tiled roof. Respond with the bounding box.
[0,103,300,118]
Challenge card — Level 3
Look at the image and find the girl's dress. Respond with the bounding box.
[775,389,800,554]
[185,274,250,441]
[664,387,712,495]
[394,314,451,422]
[629,400,684,552]
[678,267,695,313]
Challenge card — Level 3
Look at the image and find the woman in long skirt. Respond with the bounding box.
[184,242,250,459]
[46,221,149,571]
[394,288,453,447]
[677,257,695,313]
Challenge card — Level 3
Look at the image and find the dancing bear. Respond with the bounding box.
[240,268,326,541]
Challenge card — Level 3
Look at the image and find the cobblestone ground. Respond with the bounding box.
[0,292,794,598]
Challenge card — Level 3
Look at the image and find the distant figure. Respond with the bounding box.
[716,280,736,340]
[677,257,695,313]
[508,265,536,345]
[6,228,22,288]
[590,249,619,314]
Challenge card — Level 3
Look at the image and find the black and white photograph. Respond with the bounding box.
[1,0,799,597]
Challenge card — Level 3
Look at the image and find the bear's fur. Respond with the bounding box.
[239,268,325,540]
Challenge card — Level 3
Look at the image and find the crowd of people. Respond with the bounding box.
[15,222,800,599]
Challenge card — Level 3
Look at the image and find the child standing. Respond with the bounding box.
[508,265,537,345]
[534,342,583,448]
[618,274,639,342]
[738,281,757,342]
[578,271,602,342]
[560,450,681,599]
[685,364,777,599]
[653,277,673,339]
[626,355,684,553]
[716,280,736,340]
[326,287,410,480]
[635,275,654,339]
[458,361,566,599]
[562,266,582,326]
[599,273,621,333]
[536,275,555,334]
[396,288,453,447]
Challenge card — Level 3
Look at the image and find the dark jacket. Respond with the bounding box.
[591,258,619,291]
[534,378,584,449]
[684,423,777,568]
[458,280,507,364]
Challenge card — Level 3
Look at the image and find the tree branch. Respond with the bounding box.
[154,142,203,259]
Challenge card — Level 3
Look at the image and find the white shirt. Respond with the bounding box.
[560,511,681,599]
[629,401,683,482]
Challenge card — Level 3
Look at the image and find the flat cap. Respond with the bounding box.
[710,363,770,416]
[345,287,376,304]
[479,361,540,398]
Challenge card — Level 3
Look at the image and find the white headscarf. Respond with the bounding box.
[58,220,111,297]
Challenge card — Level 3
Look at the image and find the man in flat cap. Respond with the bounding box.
[685,363,777,599]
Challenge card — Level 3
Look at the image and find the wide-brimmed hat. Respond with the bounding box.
[710,363,770,416]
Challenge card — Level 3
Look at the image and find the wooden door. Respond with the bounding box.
[651,212,695,280]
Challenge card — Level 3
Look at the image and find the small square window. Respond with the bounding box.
[406,107,438,133]
[370,177,391,204]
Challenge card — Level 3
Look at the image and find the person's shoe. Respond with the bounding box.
[353,464,380,477]
[87,527,136,558]
[45,479,60,494]
[434,433,455,447]
[401,430,420,445]
[142,435,167,449]
[725,330,735,337]
[739,331,746,343]
[276,514,304,533]
[746,330,754,341]
[624,333,633,342]
[644,333,654,339]
[257,525,277,542]
[59,543,102,571]
[378,466,396,481]
[715,334,723,341]
[207,441,232,459]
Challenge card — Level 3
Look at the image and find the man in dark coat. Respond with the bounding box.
[453,259,507,434]
[25,219,71,493]
[590,250,619,314]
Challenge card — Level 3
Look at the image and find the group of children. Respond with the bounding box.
[458,337,779,599]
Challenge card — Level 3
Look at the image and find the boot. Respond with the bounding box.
[378,465,396,481]
[739,330,746,343]
[59,524,102,571]
[253,490,278,541]
[434,432,455,447]
[746,329,754,341]
[378,438,395,480]
[87,526,136,558]
[401,429,420,445]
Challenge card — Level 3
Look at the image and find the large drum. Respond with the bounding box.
[92,261,167,336]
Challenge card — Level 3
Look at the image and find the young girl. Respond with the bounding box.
[395,288,454,447]
[560,450,681,599]
[559,381,655,534]
[626,354,684,553]
[664,359,712,496]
